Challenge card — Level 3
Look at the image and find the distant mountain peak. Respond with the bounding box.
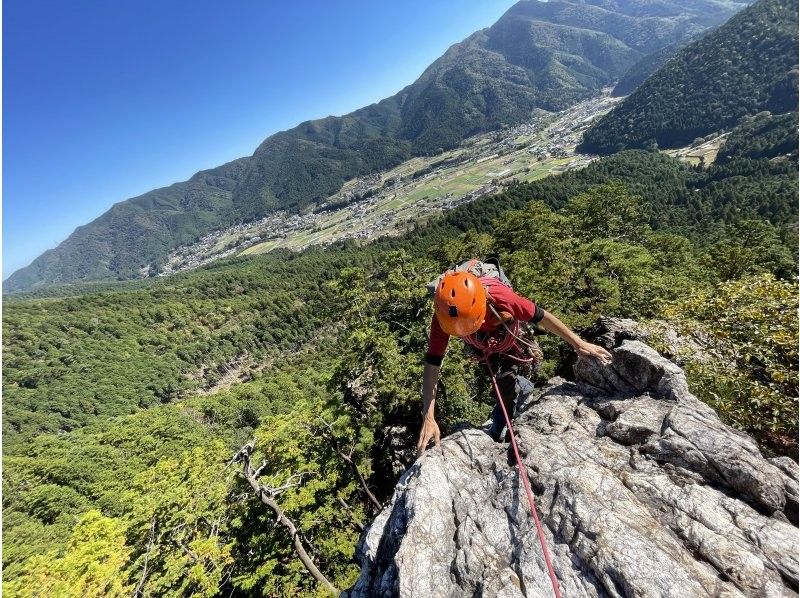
[5,0,746,292]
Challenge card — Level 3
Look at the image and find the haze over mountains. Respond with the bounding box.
[5,0,748,292]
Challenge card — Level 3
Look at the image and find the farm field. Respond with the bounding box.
[165,92,621,272]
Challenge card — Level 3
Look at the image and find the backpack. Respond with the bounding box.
[427,257,544,367]
[425,257,512,296]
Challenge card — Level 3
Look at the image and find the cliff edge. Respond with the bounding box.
[349,322,798,597]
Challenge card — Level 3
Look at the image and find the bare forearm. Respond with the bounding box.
[538,310,583,348]
[422,363,440,418]
[417,362,442,456]
[538,310,613,363]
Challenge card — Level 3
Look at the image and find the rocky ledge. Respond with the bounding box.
[348,323,799,597]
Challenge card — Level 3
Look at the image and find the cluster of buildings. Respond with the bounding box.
[155,92,622,276]
[313,181,500,249]
[529,94,622,160]
[320,173,383,209]
[159,212,318,275]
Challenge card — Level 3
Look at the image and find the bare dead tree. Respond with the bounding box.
[232,443,338,596]
[132,516,157,597]
[317,417,383,512]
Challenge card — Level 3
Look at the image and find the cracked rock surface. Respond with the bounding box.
[347,328,799,598]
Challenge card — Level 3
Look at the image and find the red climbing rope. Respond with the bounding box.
[464,303,541,365]
[485,358,562,598]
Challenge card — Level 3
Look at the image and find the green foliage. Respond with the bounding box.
[124,443,234,597]
[580,0,799,153]
[716,112,799,164]
[612,39,688,96]
[3,510,133,598]
[439,149,798,249]
[5,0,743,292]
[658,275,798,456]
[707,219,797,280]
[3,350,356,597]
[231,400,363,594]
[3,142,797,596]
[328,255,435,424]
[17,484,89,525]
[432,231,494,268]
[493,184,713,343]
[2,249,372,450]
[562,181,650,243]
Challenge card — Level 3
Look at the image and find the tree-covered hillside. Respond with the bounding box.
[716,111,799,163]
[579,0,798,154]
[612,39,689,95]
[4,135,797,594]
[2,249,377,448]
[5,0,747,292]
[6,120,797,450]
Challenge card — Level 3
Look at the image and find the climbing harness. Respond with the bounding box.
[465,303,542,365]
[484,357,562,598]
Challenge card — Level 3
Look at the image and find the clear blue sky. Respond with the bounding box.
[3,0,518,277]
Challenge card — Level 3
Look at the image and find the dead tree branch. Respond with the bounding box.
[317,417,382,511]
[233,443,337,595]
[132,516,157,597]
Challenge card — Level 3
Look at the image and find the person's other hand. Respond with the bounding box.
[576,341,612,364]
[417,414,441,457]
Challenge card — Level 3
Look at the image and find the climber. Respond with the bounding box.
[417,262,611,456]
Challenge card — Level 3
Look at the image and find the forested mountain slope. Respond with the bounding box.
[4,136,797,594]
[5,115,797,452]
[612,39,689,95]
[580,0,798,153]
[5,0,746,292]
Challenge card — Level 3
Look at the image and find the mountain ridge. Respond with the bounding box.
[6,0,748,292]
[579,0,799,153]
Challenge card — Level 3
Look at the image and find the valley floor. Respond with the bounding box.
[160,92,623,275]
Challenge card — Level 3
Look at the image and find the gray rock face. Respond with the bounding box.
[348,336,799,598]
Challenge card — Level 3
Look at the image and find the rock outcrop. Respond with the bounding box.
[348,323,799,597]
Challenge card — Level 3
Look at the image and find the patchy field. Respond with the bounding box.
[665,133,729,166]
[166,92,621,271]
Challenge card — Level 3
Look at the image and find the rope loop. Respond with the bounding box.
[464,304,538,363]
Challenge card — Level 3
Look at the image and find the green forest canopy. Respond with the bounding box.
[579,0,799,154]
[3,127,798,594]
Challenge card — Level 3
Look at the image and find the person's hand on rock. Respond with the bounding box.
[576,341,612,364]
[417,414,441,457]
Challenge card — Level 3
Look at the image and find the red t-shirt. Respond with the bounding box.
[425,277,541,365]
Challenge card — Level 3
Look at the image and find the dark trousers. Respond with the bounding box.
[484,355,536,441]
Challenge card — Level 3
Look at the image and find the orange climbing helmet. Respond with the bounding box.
[434,271,487,337]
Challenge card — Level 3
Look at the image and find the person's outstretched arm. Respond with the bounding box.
[538,310,612,363]
[417,362,441,457]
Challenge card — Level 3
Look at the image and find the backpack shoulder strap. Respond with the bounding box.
[483,256,512,287]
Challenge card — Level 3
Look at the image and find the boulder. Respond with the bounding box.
[348,335,798,598]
